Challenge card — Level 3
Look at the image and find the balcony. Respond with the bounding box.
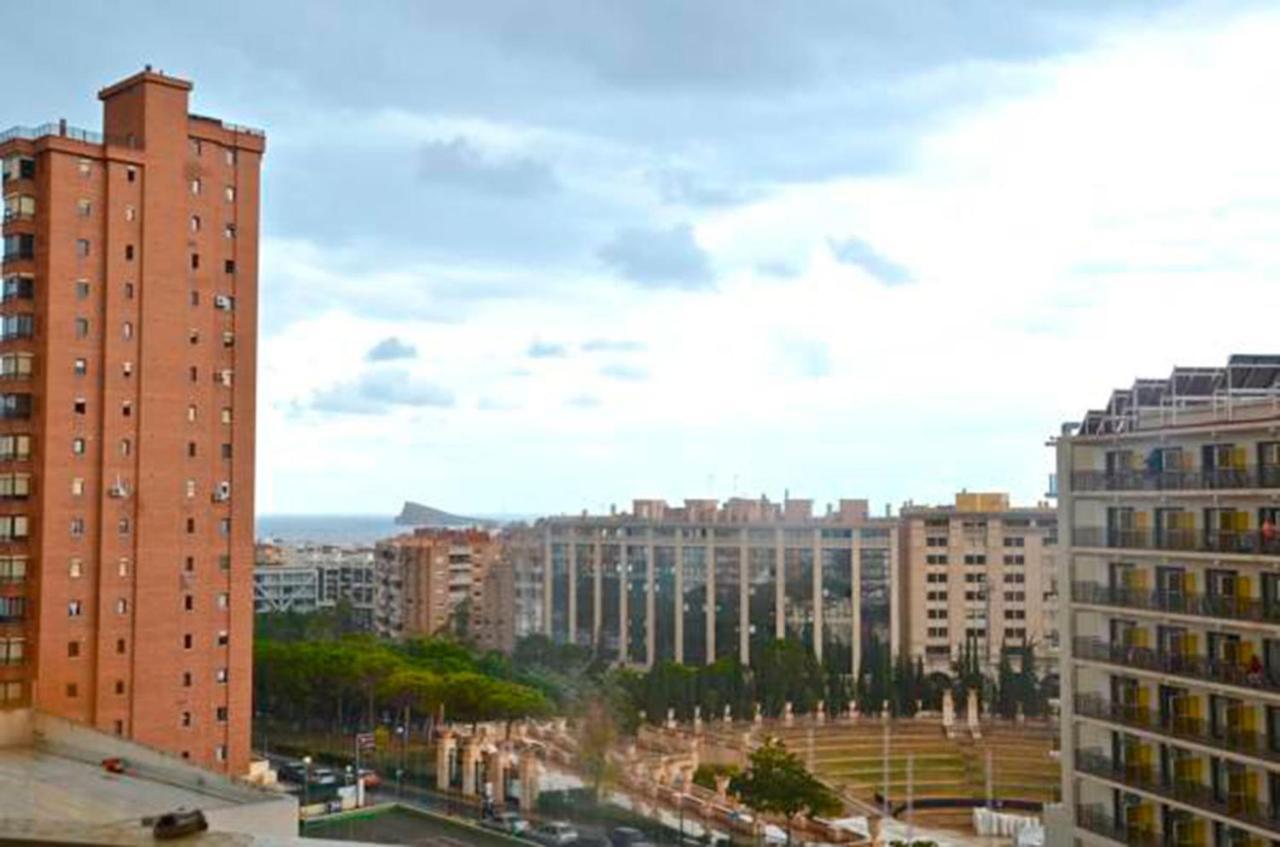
[1075,694,1280,765]
[1073,467,1280,493]
[1074,527,1280,556]
[1076,748,1280,837]
[1072,582,1280,626]
[1074,804,1158,846]
[1074,637,1280,695]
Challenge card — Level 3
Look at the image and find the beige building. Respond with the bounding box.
[374,529,500,645]
[900,492,1058,674]
[1057,354,1280,846]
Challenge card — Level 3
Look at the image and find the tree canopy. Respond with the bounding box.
[731,738,841,845]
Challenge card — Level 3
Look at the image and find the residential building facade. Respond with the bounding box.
[0,71,262,773]
[542,497,900,674]
[1058,354,1280,846]
[0,70,263,772]
[374,529,499,645]
[252,543,375,627]
[900,492,1058,674]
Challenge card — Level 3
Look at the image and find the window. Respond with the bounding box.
[218,519,231,536]
[187,441,197,458]
[185,556,195,572]
[122,400,131,417]
[0,473,31,499]
[191,253,199,270]
[69,517,84,537]
[0,314,34,341]
[75,280,90,299]
[222,331,234,348]
[0,353,34,378]
[1,274,34,301]
[0,637,25,665]
[190,215,200,232]
[191,178,201,195]
[190,290,199,306]
[187,405,197,422]
[3,234,35,261]
[74,358,87,376]
[225,149,236,166]
[224,259,235,274]
[182,711,192,727]
[124,282,134,299]
[186,518,195,534]
[66,683,78,698]
[114,680,124,695]
[963,554,986,566]
[76,198,91,217]
[124,244,134,261]
[0,515,31,541]
[118,558,128,577]
[122,361,133,377]
[72,437,86,455]
[224,185,235,202]
[189,365,198,383]
[216,630,229,647]
[122,321,132,340]
[76,239,90,257]
[113,720,123,736]
[218,554,231,571]
[126,166,136,182]
[124,205,135,221]
[221,443,232,459]
[1003,537,1025,548]
[117,517,130,535]
[217,592,229,610]
[69,558,82,579]
[216,745,228,762]
[215,667,228,683]
[0,435,31,461]
[68,600,82,617]
[189,329,199,345]
[119,438,131,457]
[184,595,194,611]
[73,398,86,415]
[926,554,948,565]
[116,638,126,654]
[74,318,89,339]
[216,706,228,722]
[1003,554,1025,566]
[191,138,202,157]
[182,672,192,687]
[0,556,26,584]
[224,223,235,239]
[67,641,80,658]
[183,634,193,649]
[220,407,232,424]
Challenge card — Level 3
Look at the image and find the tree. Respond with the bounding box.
[577,697,618,801]
[732,738,841,846]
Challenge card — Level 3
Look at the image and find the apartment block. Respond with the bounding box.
[252,543,375,627]
[374,529,499,644]
[542,496,899,673]
[1058,355,1280,846]
[900,492,1058,674]
[0,70,263,773]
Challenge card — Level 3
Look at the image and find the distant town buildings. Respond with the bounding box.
[252,543,375,628]
[0,70,263,774]
[899,492,1058,674]
[1058,354,1280,846]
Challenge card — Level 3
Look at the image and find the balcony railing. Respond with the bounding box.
[1071,582,1280,625]
[1076,748,1280,836]
[1073,637,1280,695]
[1075,694,1280,765]
[1074,527,1280,556]
[1075,804,1159,846]
[1072,467,1280,493]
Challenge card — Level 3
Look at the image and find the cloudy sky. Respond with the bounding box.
[17,2,1280,516]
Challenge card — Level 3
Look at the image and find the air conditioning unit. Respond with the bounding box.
[218,369,233,386]
[212,481,231,502]
[108,480,130,498]
[214,295,234,310]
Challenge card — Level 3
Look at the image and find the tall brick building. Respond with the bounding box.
[0,70,263,773]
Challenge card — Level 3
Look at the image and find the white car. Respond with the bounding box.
[530,821,579,845]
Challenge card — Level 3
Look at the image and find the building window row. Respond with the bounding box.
[0,555,25,583]
[0,514,29,541]
[1,275,33,302]
[0,434,31,460]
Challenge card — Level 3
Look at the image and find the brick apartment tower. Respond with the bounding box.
[0,69,263,774]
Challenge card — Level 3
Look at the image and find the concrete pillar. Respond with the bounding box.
[774,536,785,639]
[618,544,629,665]
[812,530,823,660]
[461,739,481,796]
[739,543,750,664]
[568,542,578,645]
[714,773,731,802]
[436,732,456,791]
[675,543,685,664]
[645,541,656,667]
[706,544,716,663]
[543,531,553,637]
[518,753,540,814]
[784,702,794,727]
[693,705,702,735]
[487,748,507,806]
[592,541,602,649]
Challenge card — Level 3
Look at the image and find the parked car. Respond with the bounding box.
[357,768,382,789]
[310,767,339,787]
[529,821,580,845]
[609,827,653,847]
[481,812,530,836]
[276,762,306,784]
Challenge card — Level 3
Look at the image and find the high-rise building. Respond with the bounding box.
[541,496,899,673]
[1056,354,1280,846]
[0,70,263,774]
[899,492,1058,675]
[252,543,375,628]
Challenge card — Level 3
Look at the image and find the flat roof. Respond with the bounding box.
[0,747,246,823]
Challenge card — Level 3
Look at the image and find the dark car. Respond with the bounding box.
[609,827,653,847]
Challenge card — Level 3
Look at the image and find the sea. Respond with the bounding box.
[255,514,403,546]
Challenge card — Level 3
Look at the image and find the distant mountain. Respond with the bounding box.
[394,501,499,528]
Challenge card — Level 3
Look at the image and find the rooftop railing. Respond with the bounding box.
[0,122,138,148]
